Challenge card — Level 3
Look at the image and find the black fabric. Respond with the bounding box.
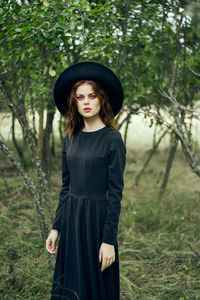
[51,126,126,300]
[53,61,124,117]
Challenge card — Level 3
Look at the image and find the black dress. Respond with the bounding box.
[51,125,126,300]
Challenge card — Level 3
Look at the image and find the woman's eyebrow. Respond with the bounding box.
[76,93,96,96]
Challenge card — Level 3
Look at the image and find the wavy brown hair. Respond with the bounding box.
[63,80,117,143]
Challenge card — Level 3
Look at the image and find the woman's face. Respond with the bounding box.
[75,83,101,118]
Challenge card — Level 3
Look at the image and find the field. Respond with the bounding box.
[0,133,200,299]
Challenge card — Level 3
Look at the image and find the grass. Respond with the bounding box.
[0,141,200,299]
[119,147,200,300]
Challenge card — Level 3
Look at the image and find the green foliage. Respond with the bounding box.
[1,1,200,298]
[1,0,199,114]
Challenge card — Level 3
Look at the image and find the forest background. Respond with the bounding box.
[0,0,200,299]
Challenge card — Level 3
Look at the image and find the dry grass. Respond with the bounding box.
[0,141,200,299]
[119,147,200,299]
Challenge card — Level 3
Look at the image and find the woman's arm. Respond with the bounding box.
[102,131,126,246]
[52,135,70,232]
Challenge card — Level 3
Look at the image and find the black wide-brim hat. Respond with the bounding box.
[53,61,124,117]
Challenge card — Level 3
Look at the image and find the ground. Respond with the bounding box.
[0,136,200,299]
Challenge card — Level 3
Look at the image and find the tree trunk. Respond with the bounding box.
[11,112,27,168]
[0,73,53,222]
[42,107,55,182]
[153,123,157,148]
[59,113,64,143]
[135,129,168,186]
[37,109,44,162]
[117,112,129,131]
[124,113,131,148]
[158,134,178,200]
[51,127,55,158]
[30,90,37,146]
[0,139,49,240]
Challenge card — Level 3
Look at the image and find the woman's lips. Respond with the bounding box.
[83,108,92,112]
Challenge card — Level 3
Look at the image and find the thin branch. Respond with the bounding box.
[185,241,200,260]
[0,136,49,239]
[159,88,200,118]
[186,63,200,77]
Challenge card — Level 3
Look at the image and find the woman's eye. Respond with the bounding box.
[77,95,96,100]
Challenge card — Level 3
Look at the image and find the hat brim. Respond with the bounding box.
[53,61,124,117]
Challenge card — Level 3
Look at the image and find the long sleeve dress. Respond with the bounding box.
[50,125,126,300]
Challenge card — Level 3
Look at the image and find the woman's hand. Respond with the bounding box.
[46,229,59,254]
[99,242,115,272]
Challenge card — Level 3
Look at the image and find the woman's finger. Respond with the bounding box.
[47,245,57,254]
[51,240,54,250]
[46,238,55,253]
[99,247,102,263]
[46,238,51,250]
[101,257,111,272]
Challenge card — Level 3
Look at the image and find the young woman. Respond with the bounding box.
[46,62,126,300]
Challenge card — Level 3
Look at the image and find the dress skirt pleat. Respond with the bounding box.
[51,126,126,300]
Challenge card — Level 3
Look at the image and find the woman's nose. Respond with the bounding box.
[83,97,90,103]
